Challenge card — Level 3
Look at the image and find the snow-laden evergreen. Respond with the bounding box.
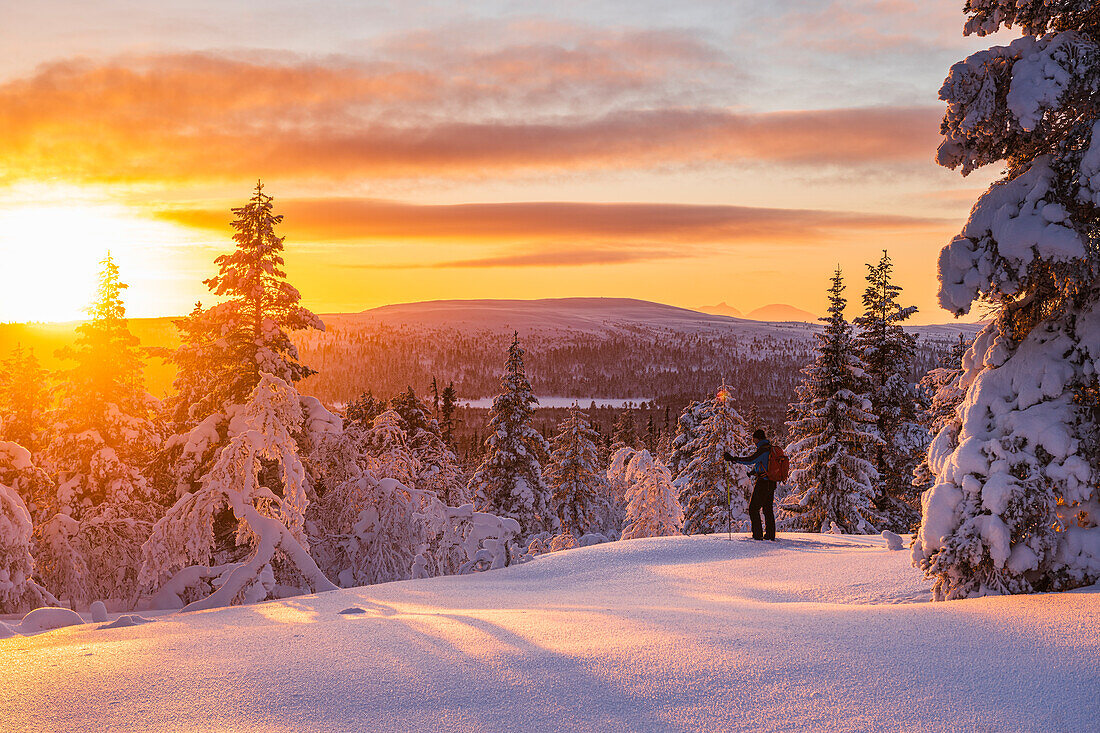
[912,336,969,494]
[598,446,637,538]
[391,387,467,507]
[141,373,338,610]
[546,405,608,537]
[674,387,754,535]
[305,417,518,587]
[853,251,926,531]
[363,410,421,489]
[469,334,555,538]
[619,450,683,540]
[668,400,707,478]
[317,473,434,587]
[784,270,883,534]
[39,255,162,606]
[169,183,322,426]
[913,1,1100,599]
[0,346,49,455]
[610,409,640,452]
[0,442,57,613]
[162,183,323,497]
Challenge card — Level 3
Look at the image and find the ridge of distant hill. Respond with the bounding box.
[357,297,744,333]
[0,298,983,401]
[745,303,818,323]
[693,302,743,318]
[350,297,977,340]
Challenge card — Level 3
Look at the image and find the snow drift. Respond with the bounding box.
[2,533,1096,732]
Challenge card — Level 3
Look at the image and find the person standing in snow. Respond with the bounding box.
[724,430,776,541]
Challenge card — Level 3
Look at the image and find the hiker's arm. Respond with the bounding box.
[724,445,767,464]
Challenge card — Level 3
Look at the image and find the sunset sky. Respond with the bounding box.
[0,0,1014,324]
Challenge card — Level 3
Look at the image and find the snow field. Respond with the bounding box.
[2,533,1097,732]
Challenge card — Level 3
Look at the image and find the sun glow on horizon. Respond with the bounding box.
[0,188,214,323]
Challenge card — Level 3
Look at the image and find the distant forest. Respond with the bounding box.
[292,320,961,459]
[0,315,962,463]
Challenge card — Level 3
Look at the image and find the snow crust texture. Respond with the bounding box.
[3,534,1096,732]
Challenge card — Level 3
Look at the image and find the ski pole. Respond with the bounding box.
[727,484,732,541]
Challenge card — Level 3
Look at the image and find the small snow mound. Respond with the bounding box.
[98,615,153,630]
[882,530,904,551]
[338,607,366,615]
[578,532,608,547]
[20,607,84,633]
[89,601,108,623]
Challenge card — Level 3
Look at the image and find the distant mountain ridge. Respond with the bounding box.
[694,302,743,318]
[356,297,756,334]
[351,297,979,341]
[694,302,816,322]
[746,303,817,323]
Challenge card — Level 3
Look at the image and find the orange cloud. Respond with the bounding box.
[366,246,682,269]
[0,50,942,185]
[157,198,947,252]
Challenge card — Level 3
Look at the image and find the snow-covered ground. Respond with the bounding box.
[3,533,1097,732]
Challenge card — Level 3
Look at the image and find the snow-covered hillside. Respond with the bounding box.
[3,533,1096,732]
[347,297,981,341]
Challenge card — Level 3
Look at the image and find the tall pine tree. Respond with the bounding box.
[621,450,683,540]
[914,1,1100,598]
[853,250,926,531]
[0,345,50,455]
[674,386,754,535]
[469,334,554,538]
[610,409,639,451]
[784,269,882,534]
[440,381,459,449]
[162,183,323,495]
[547,405,607,536]
[42,254,162,604]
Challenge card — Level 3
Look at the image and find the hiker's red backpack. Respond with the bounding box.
[766,444,790,482]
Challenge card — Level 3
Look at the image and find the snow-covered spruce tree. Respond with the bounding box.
[546,405,608,536]
[674,387,755,535]
[469,334,555,539]
[312,472,435,587]
[784,269,883,534]
[301,408,437,586]
[668,400,707,478]
[391,387,467,506]
[440,382,459,447]
[141,373,337,610]
[41,254,162,605]
[621,450,683,540]
[0,442,57,613]
[0,345,50,456]
[161,183,323,496]
[0,440,53,526]
[610,408,640,452]
[913,1,1100,598]
[853,250,927,531]
[912,336,970,495]
[601,445,637,537]
[344,391,386,429]
[362,409,421,489]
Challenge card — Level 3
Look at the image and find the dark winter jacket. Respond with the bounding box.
[724,439,771,477]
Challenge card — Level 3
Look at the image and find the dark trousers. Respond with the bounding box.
[748,477,776,540]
